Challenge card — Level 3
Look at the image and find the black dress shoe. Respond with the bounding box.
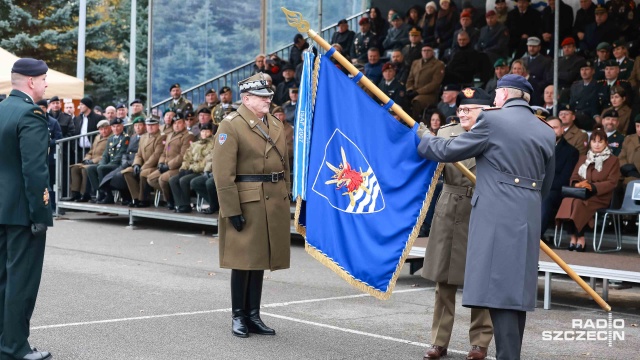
[567,243,576,251]
[575,244,586,252]
[97,197,114,204]
[121,199,131,206]
[128,200,138,208]
[232,310,249,338]
[76,195,90,203]
[201,208,214,214]
[167,202,175,211]
[21,349,52,359]
[136,200,150,208]
[175,205,192,213]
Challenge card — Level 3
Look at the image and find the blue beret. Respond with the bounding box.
[496,74,534,95]
[11,58,48,76]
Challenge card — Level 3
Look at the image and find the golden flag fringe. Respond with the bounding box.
[282,7,610,311]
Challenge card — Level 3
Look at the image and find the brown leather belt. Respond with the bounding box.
[442,184,474,197]
[236,171,285,183]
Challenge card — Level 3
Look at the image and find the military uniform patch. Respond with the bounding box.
[34,110,43,115]
[462,88,475,98]
[219,133,227,145]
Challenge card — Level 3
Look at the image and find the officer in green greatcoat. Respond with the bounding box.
[0,58,53,360]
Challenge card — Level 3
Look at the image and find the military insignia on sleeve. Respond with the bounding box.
[218,133,227,145]
[34,110,43,115]
[125,140,129,145]
[462,88,475,98]
[43,188,49,206]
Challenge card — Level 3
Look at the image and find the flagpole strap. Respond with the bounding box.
[351,72,363,84]
[382,100,395,111]
[325,47,336,57]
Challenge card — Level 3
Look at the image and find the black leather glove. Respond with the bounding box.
[620,163,636,177]
[405,89,417,99]
[158,163,169,173]
[31,223,47,237]
[133,164,141,176]
[83,159,93,165]
[229,215,246,232]
[204,171,212,178]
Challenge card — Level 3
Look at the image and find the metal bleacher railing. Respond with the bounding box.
[150,11,368,114]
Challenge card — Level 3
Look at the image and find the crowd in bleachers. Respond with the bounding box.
[41,1,640,250]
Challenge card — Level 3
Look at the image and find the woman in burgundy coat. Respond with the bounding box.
[556,127,620,251]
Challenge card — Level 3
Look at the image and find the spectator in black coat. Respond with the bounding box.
[434,0,459,56]
[521,37,553,106]
[506,0,542,59]
[368,7,389,46]
[574,0,596,43]
[419,2,438,45]
[541,0,574,56]
[289,34,308,69]
[581,6,620,57]
[331,19,356,58]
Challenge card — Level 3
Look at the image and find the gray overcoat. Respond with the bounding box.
[421,123,476,286]
[417,98,556,312]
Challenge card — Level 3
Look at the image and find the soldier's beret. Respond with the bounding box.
[145,117,160,125]
[602,109,619,118]
[526,37,541,46]
[220,86,232,94]
[604,59,619,67]
[409,27,421,36]
[289,87,299,93]
[197,107,211,115]
[446,115,459,124]
[456,87,493,107]
[559,103,574,113]
[485,10,496,17]
[382,62,396,72]
[11,58,48,76]
[596,42,610,51]
[282,63,295,72]
[494,0,505,3]
[36,99,48,107]
[460,10,472,19]
[238,73,274,97]
[80,97,94,109]
[200,122,213,131]
[173,112,185,121]
[594,5,607,14]
[338,19,348,25]
[493,58,508,67]
[131,116,145,124]
[169,83,181,91]
[359,18,370,26]
[129,98,142,106]
[205,88,216,95]
[580,59,594,68]
[443,84,461,92]
[163,108,175,115]
[49,96,60,102]
[635,114,640,124]
[93,105,103,113]
[97,120,110,128]
[530,106,550,118]
[116,103,127,109]
[390,14,400,21]
[272,106,284,114]
[184,109,196,117]
[110,118,125,125]
[613,40,627,48]
[561,37,575,47]
[496,74,534,95]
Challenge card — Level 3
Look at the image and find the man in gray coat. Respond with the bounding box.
[417,74,555,360]
[421,88,494,360]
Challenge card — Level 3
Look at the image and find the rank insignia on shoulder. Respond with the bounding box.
[440,123,456,129]
[34,110,43,115]
[218,133,227,145]
[482,107,500,111]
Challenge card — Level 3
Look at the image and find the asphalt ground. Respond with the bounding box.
[25,212,640,359]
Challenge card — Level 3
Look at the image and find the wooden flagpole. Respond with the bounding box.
[282,8,611,312]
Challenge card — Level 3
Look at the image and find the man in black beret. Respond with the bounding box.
[167,83,193,113]
[47,95,75,137]
[274,63,297,105]
[436,84,461,120]
[212,86,235,125]
[0,58,53,360]
[569,60,600,131]
[130,98,146,122]
[601,108,624,156]
[197,88,219,112]
[595,60,633,112]
[73,95,105,163]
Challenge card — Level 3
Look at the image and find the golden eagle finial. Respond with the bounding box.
[281,7,310,33]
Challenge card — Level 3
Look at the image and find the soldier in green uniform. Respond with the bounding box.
[212,86,235,125]
[611,40,634,81]
[169,122,215,213]
[196,88,219,112]
[167,83,193,113]
[602,109,625,156]
[86,118,131,204]
[0,58,53,360]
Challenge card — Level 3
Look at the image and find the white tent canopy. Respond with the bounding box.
[0,47,85,100]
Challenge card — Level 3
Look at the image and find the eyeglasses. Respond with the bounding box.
[456,106,484,115]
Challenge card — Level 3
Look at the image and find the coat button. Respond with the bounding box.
[265,155,269,159]
[532,182,536,188]
[514,178,520,184]
[265,196,269,200]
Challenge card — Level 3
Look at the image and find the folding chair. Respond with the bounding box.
[594,180,640,253]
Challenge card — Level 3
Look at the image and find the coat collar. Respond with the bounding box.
[10,89,34,104]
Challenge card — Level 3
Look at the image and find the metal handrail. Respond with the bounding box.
[151,10,367,113]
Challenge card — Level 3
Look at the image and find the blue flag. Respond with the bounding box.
[293,49,315,200]
[295,55,441,299]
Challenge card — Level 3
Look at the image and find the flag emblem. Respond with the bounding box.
[218,133,227,145]
[312,129,384,214]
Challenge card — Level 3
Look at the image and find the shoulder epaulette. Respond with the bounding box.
[482,107,500,111]
[536,116,553,129]
[222,112,240,122]
[439,123,457,129]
